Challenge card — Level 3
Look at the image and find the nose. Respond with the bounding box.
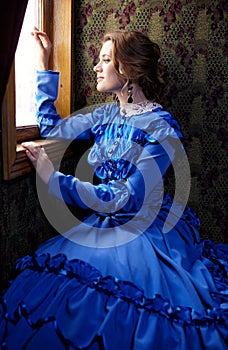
[93,61,102,73]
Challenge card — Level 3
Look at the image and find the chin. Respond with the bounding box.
[96,84,103,92]
[97,86,107,93]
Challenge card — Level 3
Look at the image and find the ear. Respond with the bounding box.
[119,65,124,75]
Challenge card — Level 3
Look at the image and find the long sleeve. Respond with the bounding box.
[35,70,102,140]
[47,138,176,214]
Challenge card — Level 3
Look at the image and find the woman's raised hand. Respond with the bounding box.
[31,26,52,71]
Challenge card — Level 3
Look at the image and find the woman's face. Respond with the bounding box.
[93,40,125,94]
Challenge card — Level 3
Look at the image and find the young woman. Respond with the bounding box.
[1,28,227,350]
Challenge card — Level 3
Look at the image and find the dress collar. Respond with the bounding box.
[120,100,162,117]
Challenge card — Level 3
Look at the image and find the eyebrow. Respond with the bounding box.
[101,54,111,58]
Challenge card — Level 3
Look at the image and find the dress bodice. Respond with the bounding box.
[87,101,182,183]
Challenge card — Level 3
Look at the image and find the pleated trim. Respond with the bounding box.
[7,249,228,327]
[1,244,228,349]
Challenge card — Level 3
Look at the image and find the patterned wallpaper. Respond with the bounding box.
[73,0,227,243]
[0,0,227,288]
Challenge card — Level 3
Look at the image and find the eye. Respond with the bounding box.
[103,58,111,64]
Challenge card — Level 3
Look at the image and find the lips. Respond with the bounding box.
[97,77,104,82]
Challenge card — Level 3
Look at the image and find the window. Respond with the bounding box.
[2,0,73,180]
[15,0,39,127]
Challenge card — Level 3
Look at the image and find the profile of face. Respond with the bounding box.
[93,40,125,95]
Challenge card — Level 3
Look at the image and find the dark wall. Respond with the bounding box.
[0,165,54,288]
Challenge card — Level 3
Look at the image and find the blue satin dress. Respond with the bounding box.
[1,71,227,350]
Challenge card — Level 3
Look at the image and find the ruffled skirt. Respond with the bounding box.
[0,197,227,349]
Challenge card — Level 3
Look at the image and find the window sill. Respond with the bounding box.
[4,139,75,181]
[16,125,40,142]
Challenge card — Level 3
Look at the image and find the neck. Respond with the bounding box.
[116,83,147,106]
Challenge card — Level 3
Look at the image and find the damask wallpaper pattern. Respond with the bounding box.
[73,0,227,242]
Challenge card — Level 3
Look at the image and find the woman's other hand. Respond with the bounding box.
[22,142,54,184]
[31,26,52,71]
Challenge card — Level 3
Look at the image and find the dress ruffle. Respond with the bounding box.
[202,240,228,299]
[1,245,227,350]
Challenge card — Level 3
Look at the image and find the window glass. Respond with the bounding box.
[15,0,38,126]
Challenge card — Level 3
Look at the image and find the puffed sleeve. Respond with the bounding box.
[36,70,102,140]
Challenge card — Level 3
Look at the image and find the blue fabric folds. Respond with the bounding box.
[1,243,227,350]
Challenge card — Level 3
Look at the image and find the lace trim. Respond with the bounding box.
[120,100,162,117]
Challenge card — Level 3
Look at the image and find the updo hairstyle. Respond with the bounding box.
[102,30,167,103]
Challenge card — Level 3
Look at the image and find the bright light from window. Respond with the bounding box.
[15,0,39,126]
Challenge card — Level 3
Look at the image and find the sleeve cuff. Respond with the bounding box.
[48,171,65,199]
[36,70,59,75]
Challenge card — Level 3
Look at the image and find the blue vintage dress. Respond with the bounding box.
[0,71,227,350]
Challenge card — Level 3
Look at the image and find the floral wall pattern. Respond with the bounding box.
[73,0,227,243]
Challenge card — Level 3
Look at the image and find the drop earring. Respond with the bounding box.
[127,82,133,103]
[115,95,119,104]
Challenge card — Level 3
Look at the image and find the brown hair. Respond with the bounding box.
[102,30,167,102]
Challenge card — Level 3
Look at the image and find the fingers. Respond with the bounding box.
[22,142,50,162]
[22,142,42,164]
[22,142,54,184]
[31,27,52,49]
[22,141,42,155]
[31,26,46,37]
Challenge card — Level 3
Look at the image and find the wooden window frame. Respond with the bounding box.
[2,0,73,180]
